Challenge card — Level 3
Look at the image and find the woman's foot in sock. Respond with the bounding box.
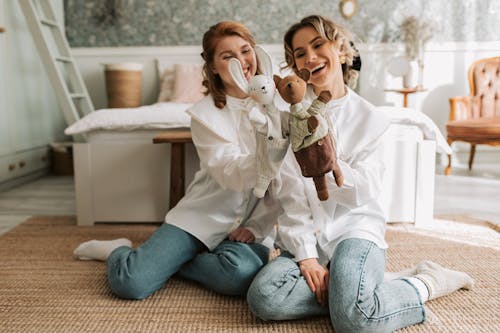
[414,260,474,300]
[73,238,132,261]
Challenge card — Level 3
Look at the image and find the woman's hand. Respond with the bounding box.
[299,258,329,306]
[228,227,255,243]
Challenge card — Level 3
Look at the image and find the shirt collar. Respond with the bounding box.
[305,85,350,113]
[226,95,255,112]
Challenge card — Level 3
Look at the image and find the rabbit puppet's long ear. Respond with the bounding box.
[229,58,249,94]
[255,45,273,76]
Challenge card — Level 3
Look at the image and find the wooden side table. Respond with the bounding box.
[153,130,192,209]
[384,87,426,107]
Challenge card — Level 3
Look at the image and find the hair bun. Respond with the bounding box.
[351,55,361,71]
[349,41,361,71]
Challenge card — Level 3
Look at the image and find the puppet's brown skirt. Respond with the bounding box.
[294,134,335,177]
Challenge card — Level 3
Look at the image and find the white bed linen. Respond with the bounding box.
[378,106,451,154]
[65,102,192,135]
[86,129,180,143]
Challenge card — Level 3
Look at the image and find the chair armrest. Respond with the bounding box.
[448,96,474,121]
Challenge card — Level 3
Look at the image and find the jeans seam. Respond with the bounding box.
[402,278,427,322]
[354,241,373,318]
[354,242,424,322]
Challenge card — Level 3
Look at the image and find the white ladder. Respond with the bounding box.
[18,0,94,128]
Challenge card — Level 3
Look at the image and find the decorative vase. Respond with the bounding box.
[416,59,424,89]
[402,60,418,88]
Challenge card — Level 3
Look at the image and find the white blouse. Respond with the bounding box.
[276,87,392,265]
[165,94,311,251]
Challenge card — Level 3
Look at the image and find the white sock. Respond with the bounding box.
[414,260,474,301]
[73,238,132,261]
[383,266,418,282]
[406,276,430,303]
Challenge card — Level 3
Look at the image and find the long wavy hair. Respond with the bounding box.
[283,15,360,88]
[201,21,257,109]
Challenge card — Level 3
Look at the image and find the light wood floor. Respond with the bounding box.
[0,163,499,236]
[0,176,75,235]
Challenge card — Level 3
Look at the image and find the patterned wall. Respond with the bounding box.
[65,0,499,47]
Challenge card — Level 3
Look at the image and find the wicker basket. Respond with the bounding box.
[50,142,73,175]
[104,63,143,108]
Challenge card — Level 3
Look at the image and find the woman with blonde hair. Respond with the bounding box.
[247,15,474,332]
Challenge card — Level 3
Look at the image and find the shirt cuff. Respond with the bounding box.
[329,159,355,188]
[293,243,319,262]
[243,225,264,243]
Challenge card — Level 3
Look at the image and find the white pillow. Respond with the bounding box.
[65,102,192,135]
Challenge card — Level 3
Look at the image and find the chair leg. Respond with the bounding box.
[444,138,453,175]
[445,154,452,175]
[468,144,476,170]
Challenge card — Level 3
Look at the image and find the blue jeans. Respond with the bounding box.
[247,238,425,333]
[107,223,269,300]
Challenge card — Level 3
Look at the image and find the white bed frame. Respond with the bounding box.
[74,130,199,226]
[73,46,437,228]
[380,133,436,228]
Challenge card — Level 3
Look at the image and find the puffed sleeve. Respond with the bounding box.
[274,151,319,261]
[326,135,386,208]
[191,118,258,192]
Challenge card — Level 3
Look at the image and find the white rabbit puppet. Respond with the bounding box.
[228,45,290,198]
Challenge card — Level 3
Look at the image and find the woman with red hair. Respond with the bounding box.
[74,21,306,300]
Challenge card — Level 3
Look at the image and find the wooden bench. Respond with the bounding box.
[153,130,192,208]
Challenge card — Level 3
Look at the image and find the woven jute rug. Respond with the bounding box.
[0,217,498,333]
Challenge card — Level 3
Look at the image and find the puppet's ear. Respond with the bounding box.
[297,68,310,82]
[255,45,273,76]
[273,74,282,88]
[229,58,249,94]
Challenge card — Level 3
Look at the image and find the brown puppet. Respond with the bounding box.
[274,69,344,200]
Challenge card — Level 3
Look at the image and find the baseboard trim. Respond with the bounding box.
[0,169,50,192]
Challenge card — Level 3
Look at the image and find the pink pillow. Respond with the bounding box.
[170,64,204,103]
[157,68,176,102]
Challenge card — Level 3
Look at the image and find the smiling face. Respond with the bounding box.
[212,35,257,98]
[291,26,345,98]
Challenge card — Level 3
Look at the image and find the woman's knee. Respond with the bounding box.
[107,271,159,300]
[107,250,162,300]
[247,282,287,320]
[210,266,254,296]
[247,279,285,320]
[212,242,267,294]
[247,257,300,320]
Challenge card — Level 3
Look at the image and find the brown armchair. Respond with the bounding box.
[445,56,500,175]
